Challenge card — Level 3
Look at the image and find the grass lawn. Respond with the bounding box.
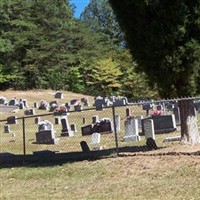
[1,155,200,200]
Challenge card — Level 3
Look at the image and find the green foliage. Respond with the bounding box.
[81,0,124,47]
[109,0,200,97]
[86,58,122,96]
[0,0,159,99]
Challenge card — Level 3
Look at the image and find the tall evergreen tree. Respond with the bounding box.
[109,0,200,98]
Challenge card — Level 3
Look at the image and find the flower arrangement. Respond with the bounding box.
[54,106,67,116]
[150,110,163,115]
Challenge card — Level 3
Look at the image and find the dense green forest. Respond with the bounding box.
[0,0,157,99]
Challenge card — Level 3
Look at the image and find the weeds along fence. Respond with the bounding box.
[1,98,200,161]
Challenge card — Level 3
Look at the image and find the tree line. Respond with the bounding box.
[0,0,158,99]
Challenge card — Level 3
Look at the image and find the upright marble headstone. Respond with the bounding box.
[123,117,140,142]
[114,115,121,133]
[143,119,155,140]
[36,120,59,144]
[173,107,180,126]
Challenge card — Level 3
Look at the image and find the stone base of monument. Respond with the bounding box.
[123,135,141,142]
[163,136,181,142]
[61,130,74,137]
[35,130,59,144]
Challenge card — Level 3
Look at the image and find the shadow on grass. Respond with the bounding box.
[0,145,158,168]
[2,144,199,168]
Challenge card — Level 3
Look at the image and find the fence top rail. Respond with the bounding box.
[1,96,200,122]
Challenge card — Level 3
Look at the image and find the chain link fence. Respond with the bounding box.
[1,97,200,163]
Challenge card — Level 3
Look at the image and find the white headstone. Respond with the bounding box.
[114,115,121,133]
[143,119,155,140]
[123,117,140,142]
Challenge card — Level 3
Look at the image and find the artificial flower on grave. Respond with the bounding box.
[150,109,163,115]
[53,106,67,115]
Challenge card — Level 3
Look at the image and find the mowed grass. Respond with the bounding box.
[1,155,200,200]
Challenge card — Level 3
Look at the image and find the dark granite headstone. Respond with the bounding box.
[80,141,90,152]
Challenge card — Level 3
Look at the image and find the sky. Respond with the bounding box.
[70,0,91,18]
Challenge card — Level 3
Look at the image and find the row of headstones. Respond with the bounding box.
[35,115,113,144]
[0,97,28,109]
[4,104,180,133]
[142,102,179,114]
[34,98,90,112]
[94,96,129,110]
[3,113,178,149]
[122,114,177,143]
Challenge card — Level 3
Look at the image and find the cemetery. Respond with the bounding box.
[1,90,200,159]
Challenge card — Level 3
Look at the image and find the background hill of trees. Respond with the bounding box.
[0,0,163,100]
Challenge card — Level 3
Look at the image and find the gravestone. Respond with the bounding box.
[36,120,59,144]
[0,96,7,105]
[94,99,104,110]
[165,103,174,111]
[7,116,17,124]
[54,91,63,99]
[90,132,101,145]
[142,115,176,134]
[142,103,153,115]
[38,120,54,132]
[4,124,11,133]
[126,108,131,117]
[55,116,61,125]
[98,118,113,134]
[135,115,143,129]
[156,105,162,111]
[92,115,99,123]
[18,101,24,109]
[23,99,28,107]
[61,117,74,137]
[84,98,90,107]
[70,99,79,105]
[83,117,86,125]
[35,117,41,124]
[81,125,94,136]
[123,117,141,142]
[151,114,176,133]
[114,115,121,133]
[9,98,18,106]
[49,101,58,112]
[80,141,90,152]
[173,107,180,126]
[65,102,71,111]
[24,108,35,115]
[34,102,39,109]
[90,132,101,150]
[70,123,77,133]
[39,100,48,110]
[74,104,82,112]
[143,119,155,140]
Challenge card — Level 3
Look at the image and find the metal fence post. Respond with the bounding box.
[112,105,119,155]
[22,117,26,156]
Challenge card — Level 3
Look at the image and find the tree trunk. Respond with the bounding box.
[179,99,200,144]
